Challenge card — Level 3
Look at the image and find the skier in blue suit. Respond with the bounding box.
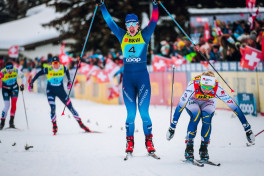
[97,0,159,154]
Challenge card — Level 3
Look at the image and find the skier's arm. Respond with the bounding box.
[170,83,195,129]
[114,66,124,77]
[100,4,126,42]
[216,85,251,131]
[141,2,159,43]
[30,68,47,84]
[17,69,26,85]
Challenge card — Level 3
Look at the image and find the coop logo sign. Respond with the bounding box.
[126,57,141,63]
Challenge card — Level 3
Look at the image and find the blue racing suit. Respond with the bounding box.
[31,65,81,123]
[100,3,159,136]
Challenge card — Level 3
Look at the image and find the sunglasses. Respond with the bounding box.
[125,22,138,28]
[6,65,13,71]
[52,61,59,65]
[201,84,214,91]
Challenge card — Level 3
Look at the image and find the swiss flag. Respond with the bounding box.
[152,55,171,72]
[240,46,263,70]
[213,17,222,37]
[93,70,110,83]
[200,61,209,69]
[171,55,187,67]
[59,43,72,65]
[204,22,210,42]
[248,7,259,30]
[78,63,94,75]
[8,45,19,58]
[246,0,256,11]
[104,59,120,76]
[59,52,72,66]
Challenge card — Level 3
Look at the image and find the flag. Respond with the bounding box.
[104,59,120,77]
[171,55,187,67]
[93,70,110,83]
[204,22,210,42]
[248,7,259,30]
[213,17,222,37]
[59,43,72,65]
[246,0,256,11]
[8,45,19,58]
[240,46,263,70]
[200,61,209,69]
[152,55,171,72]
[262,33,264,60]
[78,63,94,75]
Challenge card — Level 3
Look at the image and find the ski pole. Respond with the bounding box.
[21,91,29,129]
[158,1,234,93]
[255,129,264,137]
[62,4,98,116]
[170,66,175,125]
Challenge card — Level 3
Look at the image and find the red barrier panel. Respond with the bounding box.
[149,72,187,106]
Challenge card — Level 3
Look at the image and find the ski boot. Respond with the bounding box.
[125,136,134,153]
[185,140,194,161]
[77,120,91,132]
[199,141,209,161]
[52,121,58,135]
[145,134,156,154]
[9,116,15,128]
[0,119,5,130]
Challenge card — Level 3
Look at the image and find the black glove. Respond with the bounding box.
[153,0,159,5]
[166,127,175,141]
[246,129,255,144]
[20,84,24,91]
[96,0,104,6]
[67,81,72,90]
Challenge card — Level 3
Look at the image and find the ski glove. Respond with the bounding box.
[166,127,175,141]
[20,84,24,91]
[96,0,104,6]
[28,82,33,91]
[67,81,72,90]
[246,129,255,144]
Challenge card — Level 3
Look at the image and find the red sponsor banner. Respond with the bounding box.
[149,72,187,106]
[200,61,209,69]
[240,46,263,70]
[8,45,19,58]
[152,55,171,72]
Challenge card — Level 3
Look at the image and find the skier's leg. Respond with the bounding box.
[9,88,19,128]
[57,87,90,132]
[199,100,216,160]
[122,76,137,153]
[185,100,201,160]
[1,89,11,129]
[137,73,155,153]
[185,100,201,141]
[47,88,57,134]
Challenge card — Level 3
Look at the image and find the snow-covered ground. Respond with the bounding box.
[0,92,264,176]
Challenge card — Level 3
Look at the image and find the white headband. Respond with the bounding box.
[200,75,216,86]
